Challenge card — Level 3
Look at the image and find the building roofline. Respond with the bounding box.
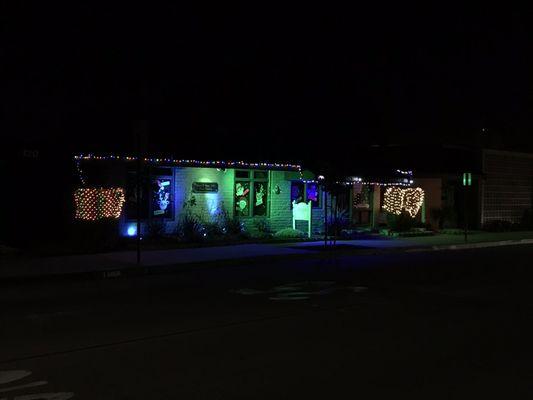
[73,153,302,171]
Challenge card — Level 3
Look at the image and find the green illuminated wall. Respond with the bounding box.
[174,167,235,222]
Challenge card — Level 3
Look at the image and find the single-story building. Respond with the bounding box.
[73,154,432,238]
[73,154,328,237]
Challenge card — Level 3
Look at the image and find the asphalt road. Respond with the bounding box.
[1,245,533,399]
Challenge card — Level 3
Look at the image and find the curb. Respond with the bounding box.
[404,238,533,253]
[2,239,533,286]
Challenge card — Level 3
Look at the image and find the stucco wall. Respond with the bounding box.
[416,178,442,228]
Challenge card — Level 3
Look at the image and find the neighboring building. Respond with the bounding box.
[481,149,533,225]
[358,146,533,229]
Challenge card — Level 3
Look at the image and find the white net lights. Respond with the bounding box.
[383,187,425,218]
[74,187,126,220]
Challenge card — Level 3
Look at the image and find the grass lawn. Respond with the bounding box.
[397,231,533,247]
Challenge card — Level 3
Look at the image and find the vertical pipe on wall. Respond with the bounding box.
[324,188,328,248]
[136,141,142,265]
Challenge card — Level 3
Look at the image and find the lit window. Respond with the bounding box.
[291,181,321,208]
[235,170,269,217]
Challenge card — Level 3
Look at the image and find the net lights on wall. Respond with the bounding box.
[383,187,425,218]
[74,187,126,220]
[73,154,302,171]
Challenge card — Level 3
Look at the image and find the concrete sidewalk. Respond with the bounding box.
[2,235,533,281]
[0,243,316,280]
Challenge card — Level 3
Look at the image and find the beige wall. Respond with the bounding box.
[415,178,442,228]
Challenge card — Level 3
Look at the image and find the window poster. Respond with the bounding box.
[152,178,173,218]
[235,181,250,216]
[253,182,267,216]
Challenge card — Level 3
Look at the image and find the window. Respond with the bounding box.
[306,183,320,208]
[235,170,269,217]
[235,181,251,216]
[291,181,321,208]
[291,182,305,204]
[254,181,268,216]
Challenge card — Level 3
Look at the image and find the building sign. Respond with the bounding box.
[192,182,218,193]
[152,178,172,218]
[292,200,312,238]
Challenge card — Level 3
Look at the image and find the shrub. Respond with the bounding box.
[483,219,514,232]
[431,206,457,229]
[215,207,244,235]
[146,219,166,239]
[253,217,272,237]
[71,219,120,252]
[203,221,224,238]
[176,212,205,242]
[274,228,307,239]
[521,209,533,229]
[387,211,415,232]
[326,208,350,234]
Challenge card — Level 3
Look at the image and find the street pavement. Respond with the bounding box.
[1,245,533,398]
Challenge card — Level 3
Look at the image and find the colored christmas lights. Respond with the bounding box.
[383,187,425,217]
[396,169,413,175]
[75,159,87,186]
[73,154,301,171]
[300,177,413,187]
[74,187,126,220]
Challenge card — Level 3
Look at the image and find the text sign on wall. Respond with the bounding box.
[192,182,219,193]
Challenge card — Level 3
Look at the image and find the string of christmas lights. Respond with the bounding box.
[338,179,414,187]
[383,187,425,217]
[75,160,87,186]
[396,169,413,175]
[74,187,126,220]
[299,177,413,187]
[74,154,302,171]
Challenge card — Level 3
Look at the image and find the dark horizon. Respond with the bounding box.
[3,5,532,162]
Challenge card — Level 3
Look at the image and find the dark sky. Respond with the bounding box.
[3,4,532,163]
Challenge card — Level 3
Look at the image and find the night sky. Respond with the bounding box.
[3,5,532,164]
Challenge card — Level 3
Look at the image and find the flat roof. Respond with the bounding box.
[74,154,302,171]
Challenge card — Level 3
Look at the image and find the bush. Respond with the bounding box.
[483,219,514,232]
[203,221,224,238]
[521,209,533,229]
[253,217,272,237]
[71,219,120,252]
[274,228,307,239]
[387,211,415,232]
[175,212,205,242]
[146,219,166,239]
[431,206,457,229]
[326,208,350,234]
[215,207,244,235]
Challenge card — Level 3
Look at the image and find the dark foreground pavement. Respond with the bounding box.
[1,245,533,399]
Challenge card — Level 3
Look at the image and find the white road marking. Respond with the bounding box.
[0,381,48,393]
[10,394,74,400]
[0,370,74,399]
[0,371,32,385]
